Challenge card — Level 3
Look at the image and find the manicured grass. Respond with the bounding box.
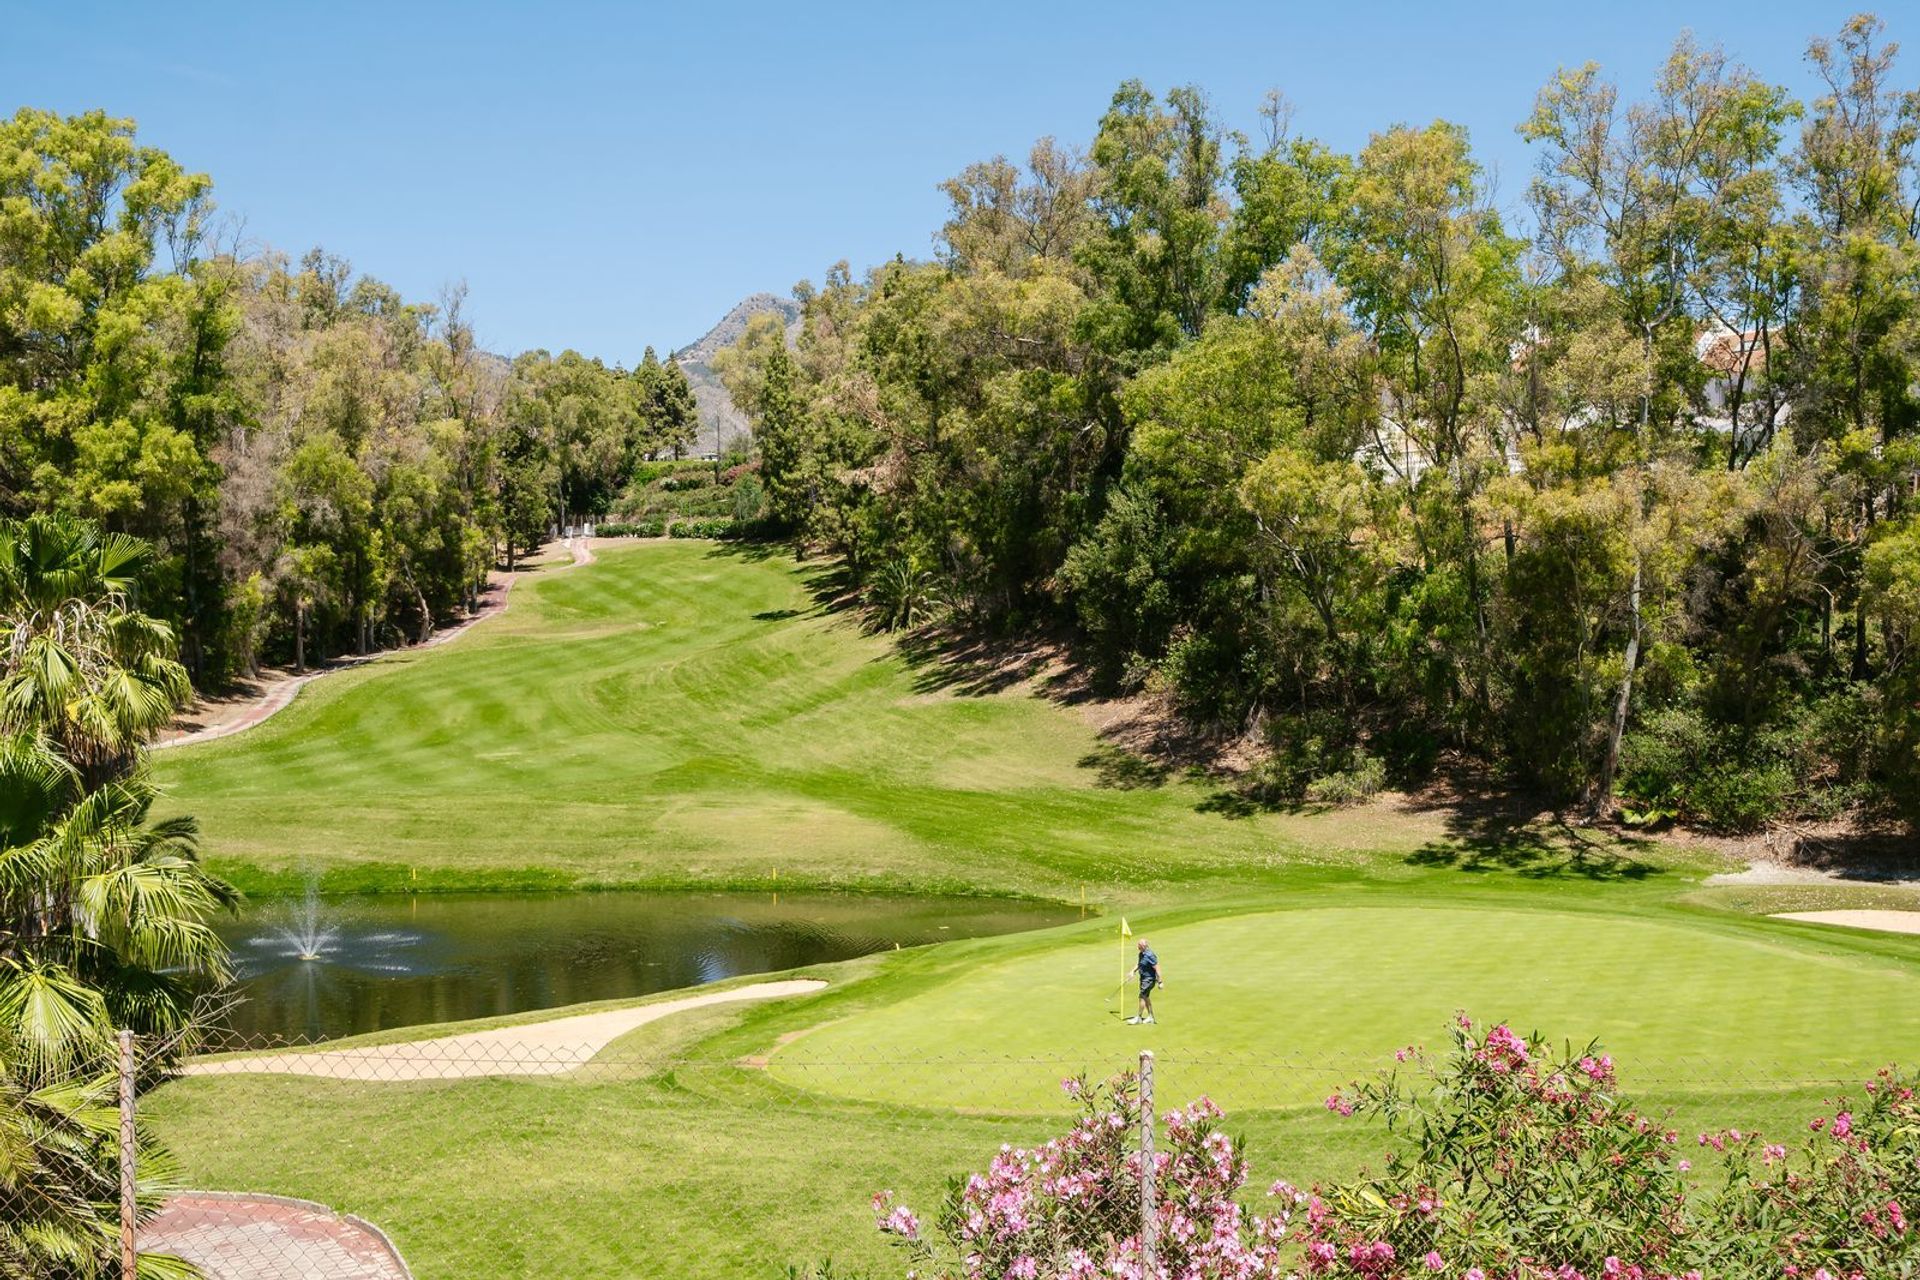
[141,541,1920,1278]
[146,891,1904,1279]
[151,540,1654,901]
[777,899,1920,1109]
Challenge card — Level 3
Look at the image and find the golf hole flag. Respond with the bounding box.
[1119,918,1131,987]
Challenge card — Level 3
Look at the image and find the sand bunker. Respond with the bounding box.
[1772,909,1920,935]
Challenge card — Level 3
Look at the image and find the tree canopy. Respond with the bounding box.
[724,15,1920,830]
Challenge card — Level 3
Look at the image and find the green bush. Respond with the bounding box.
[1304,750,1388,806]
[668,518,736,540]
[597,520,665,538]
[731,473,767,523]
[658,472,713,492]
[1620,706,1795,832]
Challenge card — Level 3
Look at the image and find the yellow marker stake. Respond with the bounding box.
[1119,917,1132,995]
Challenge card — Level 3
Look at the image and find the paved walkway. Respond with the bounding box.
[140,1192,411,1280]
[184,979,825,1081]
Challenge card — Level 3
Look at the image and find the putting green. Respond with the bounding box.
[772,905,1920,1111]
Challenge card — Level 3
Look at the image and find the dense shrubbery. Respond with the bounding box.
[873,1021,1920,1280]
[668,518,737,539]
[597,520,667,538]
[719,16,1920,826]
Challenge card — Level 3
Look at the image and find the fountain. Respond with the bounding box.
[277,881,339,962]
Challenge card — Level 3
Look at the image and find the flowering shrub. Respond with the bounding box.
[1307,1019,1694,1278]
[1696,1066,1920,1277]
[871,1023,1920,1280]
[1308,1021,1920,1280]
[874,1072,1293,1279]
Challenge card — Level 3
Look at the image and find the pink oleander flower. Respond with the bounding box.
[1832,1111,1853,1139]
[1324,1092,1355,1117]
[1424,1250,1445,1271]
[1465,1269,1487,1280]
[1764,1143,1787,1164]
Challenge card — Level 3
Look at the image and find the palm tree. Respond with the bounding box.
[0,517,216,1278]
[0,516,234,1073]
[0,1026,200,1279]
[0,738,236,1073]
[0,515,190,788]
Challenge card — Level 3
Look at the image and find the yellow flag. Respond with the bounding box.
[1119,918,1132,938]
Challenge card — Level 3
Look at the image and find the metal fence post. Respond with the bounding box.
[118,1029,136,1280]
[1138,1048,1157,1272]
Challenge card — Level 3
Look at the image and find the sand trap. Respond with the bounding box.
[185,979,825,1081]
[1773,909,1920,935]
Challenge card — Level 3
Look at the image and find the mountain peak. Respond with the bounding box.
[674,293,803,455]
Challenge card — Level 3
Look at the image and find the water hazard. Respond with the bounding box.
[216,889,1078,1042]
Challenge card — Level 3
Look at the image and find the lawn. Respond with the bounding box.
[154,540,1457,900]
[141,540,1920,1278]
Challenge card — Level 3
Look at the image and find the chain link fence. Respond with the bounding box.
[1,1028,1877,1280]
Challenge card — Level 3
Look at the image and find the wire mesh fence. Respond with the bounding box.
[1,1028,1884,1280]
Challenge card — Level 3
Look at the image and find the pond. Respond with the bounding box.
[215,889,1079,1042]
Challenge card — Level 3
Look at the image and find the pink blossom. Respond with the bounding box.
[1424,1251,1445,1271]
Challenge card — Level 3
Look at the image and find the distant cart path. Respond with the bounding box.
[184,979,825,1081]
[155,538,599,751]
[140,1191,411,1280]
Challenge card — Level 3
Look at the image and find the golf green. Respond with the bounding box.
[773,904,1918,1110]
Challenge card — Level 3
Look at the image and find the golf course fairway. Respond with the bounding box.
[140,538,1920,1280]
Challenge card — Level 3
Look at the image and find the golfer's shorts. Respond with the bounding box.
[1139,981,1157,996]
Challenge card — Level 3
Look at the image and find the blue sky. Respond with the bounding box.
[3,1,1887,361]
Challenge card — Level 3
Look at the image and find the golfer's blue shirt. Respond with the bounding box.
[1137,949,1159,987]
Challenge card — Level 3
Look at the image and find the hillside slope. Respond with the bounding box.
[151,541,1473,897]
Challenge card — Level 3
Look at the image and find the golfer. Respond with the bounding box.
[1126,938,1162,1024]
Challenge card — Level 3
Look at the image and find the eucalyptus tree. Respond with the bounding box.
[1332,120,1524,738]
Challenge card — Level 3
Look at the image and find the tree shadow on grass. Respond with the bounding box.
[1400,777,1663,882]
[892,627,1083,699]
[1191,786,1332,820]
[1077,743,1174,790]
[700,541,856,618]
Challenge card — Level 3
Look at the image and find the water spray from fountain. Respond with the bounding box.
[278,878,339,962]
